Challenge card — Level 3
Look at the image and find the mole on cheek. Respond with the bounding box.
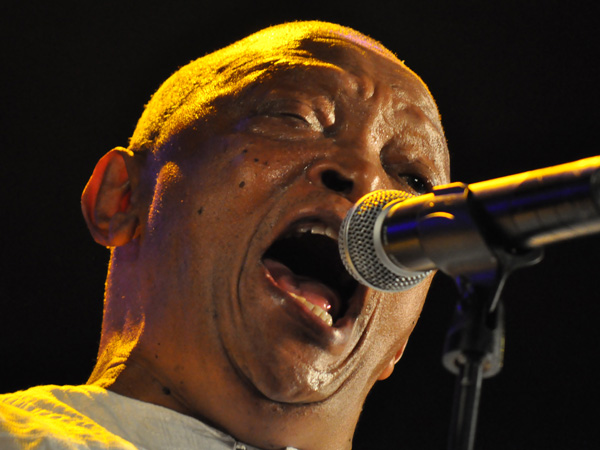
[239,181,246,188]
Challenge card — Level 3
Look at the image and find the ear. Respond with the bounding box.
[81,148,140,247]
[377,342,408,381]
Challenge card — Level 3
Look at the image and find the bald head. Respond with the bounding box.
[129,21,429,155]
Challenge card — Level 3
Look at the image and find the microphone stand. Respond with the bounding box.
[411,182,548,450]
[442,247,543,450]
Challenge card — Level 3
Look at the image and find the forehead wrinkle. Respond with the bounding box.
[376,89,449,183]
[292,41,438,128]
[400,127,450,184]
[390,84,444,135]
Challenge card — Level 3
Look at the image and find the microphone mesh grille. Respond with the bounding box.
[338,190,431,292]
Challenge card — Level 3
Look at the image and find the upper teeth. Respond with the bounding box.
[293,223,338,240]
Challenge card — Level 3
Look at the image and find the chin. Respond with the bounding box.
[237,351,347,405]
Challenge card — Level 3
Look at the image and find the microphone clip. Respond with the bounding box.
[442,238,543,450]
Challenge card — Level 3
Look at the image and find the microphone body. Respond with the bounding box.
[339,156,600,292]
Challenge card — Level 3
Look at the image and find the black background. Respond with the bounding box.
[2,1,599,449]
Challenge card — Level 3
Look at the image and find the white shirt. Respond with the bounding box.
[0,385,299,450]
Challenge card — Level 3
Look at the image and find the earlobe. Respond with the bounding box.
[82,147,140,247]
[377,342,408,381]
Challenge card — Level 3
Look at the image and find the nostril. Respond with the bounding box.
[321,169,353,194]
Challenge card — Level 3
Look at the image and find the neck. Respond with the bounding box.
[89,355,360,450]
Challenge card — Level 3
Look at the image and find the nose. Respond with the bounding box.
[305,155,382,202]
[320,169,354,195]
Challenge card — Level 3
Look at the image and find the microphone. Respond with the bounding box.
[338,156,600,292]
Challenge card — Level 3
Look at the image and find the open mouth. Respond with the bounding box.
[262,220,359,327]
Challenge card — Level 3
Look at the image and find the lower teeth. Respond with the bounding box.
[289,292,333,326]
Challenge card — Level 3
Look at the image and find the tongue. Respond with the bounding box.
[263,258,339,317]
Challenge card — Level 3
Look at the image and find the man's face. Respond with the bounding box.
[132,37,450,414]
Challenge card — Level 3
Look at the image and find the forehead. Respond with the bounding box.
[258,35,425,91]
[228,36,442,126]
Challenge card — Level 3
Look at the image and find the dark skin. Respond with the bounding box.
[82,32,450,450]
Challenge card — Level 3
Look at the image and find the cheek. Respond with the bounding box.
[183,139,297,213]
[236,152,295,188]
[373,277,431,350]
[146,161,184,233]
[217,133,314,184]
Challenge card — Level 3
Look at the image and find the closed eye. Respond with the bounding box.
[278,112,305,119]
[242,103,324,140]
[261,100,323,131]
[274,111,311,123]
